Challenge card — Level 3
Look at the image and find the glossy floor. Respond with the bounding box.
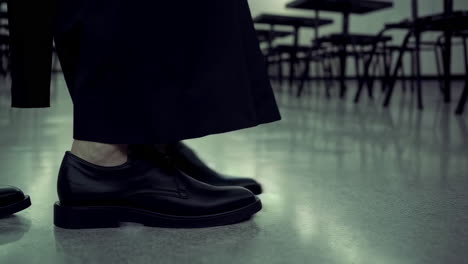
[0,76,467,264]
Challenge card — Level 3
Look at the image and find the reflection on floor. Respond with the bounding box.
[0,75,467,264]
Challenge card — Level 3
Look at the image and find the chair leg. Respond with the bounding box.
[414,32,423,110]
[455,83,468,115]
[411,50,416,93]
[0,51,5,76]
[354,29,387,103]
[352,45,364,100]
[369,53,382,98]
[338,46,347,98]
[289,52,296,93]
[455,36,468,115]
[383,31,414,108]
[442,31,452,103]
[400,57,407,92]
[321,58,332,98]
[297,48,314,97]
[382,49,392,93]
[278,54,284,88]
[315,57,321,89]
[435,38,445,96]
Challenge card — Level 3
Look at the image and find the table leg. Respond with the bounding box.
[444,0,453,15]
[384,31,413,107]
[314,10,320,88]
[414,31,423,109]
[456,83,468,115]
[314,10,319,40]
[289,26,299,93]
[339,12,350,98]
[411,0,418,20]
[442,32,452,103]
[267,24,274,52]
[455,35,467,115]
[443,0,453,103]
[266,25,275,72]
[279,54,284,87]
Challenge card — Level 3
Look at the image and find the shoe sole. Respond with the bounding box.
[54,198,262,229]
[0,196,31,218]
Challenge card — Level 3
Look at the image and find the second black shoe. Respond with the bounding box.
[54,151,261,229]
[0,185,31,218]
[130,142,263,194]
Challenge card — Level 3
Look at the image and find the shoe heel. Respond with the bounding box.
[54,202,120,229]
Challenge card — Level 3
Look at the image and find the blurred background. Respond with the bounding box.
[251,0,468,75]
[0,1,467,264]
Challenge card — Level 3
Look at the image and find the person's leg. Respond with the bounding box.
[70,140,128,167]
[51,0,276,229]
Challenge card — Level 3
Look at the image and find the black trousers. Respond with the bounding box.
[50,0,281,144]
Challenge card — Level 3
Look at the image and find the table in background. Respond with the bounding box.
[410,0,454,102]
[253,14,333,89]
[256,29,292,48]
[286,0,393,98]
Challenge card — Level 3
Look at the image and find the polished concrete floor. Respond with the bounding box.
[0,75,467,264]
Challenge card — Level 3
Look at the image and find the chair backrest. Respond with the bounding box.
[411,0,454,20]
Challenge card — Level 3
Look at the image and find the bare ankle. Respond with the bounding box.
[70,140,128,167]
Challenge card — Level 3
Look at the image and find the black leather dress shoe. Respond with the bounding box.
[0,185,31,218]
[132,142,263,194]
[54,151,261,229]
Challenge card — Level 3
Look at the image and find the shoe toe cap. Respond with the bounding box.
[220,186,258,211]
[222,176,263,195]
[0,185,25,207]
